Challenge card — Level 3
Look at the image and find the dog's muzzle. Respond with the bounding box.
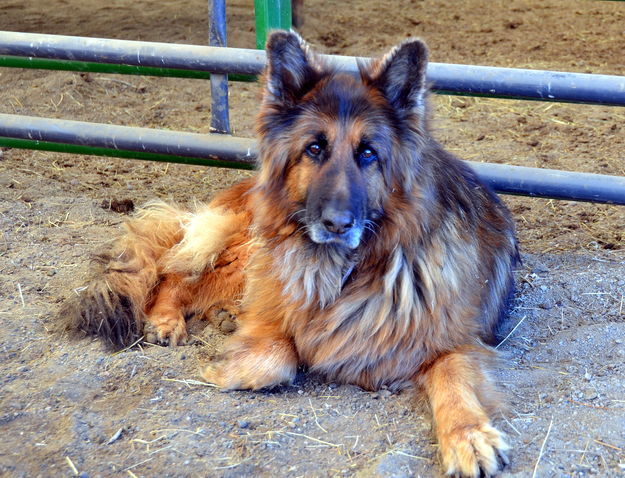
[309,208,363,249]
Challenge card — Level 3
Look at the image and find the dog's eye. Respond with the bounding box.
[357,146,378,166]
[306,142,323,157]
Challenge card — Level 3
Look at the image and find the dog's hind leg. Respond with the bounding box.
[420,348,509,478]
[143,273,190,346]
[145,208,254,346]
[59,201,189,348]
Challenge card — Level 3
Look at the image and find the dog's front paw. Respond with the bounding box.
[201,338,297,390]
[202,353,296,391]
[439,422,509,477]
[144,313,188,346]
[202,360,246,390]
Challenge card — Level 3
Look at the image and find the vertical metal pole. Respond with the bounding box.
[254,0,292,50]
[209,0,231,134]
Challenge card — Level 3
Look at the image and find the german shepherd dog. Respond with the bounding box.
[62,31,519,477]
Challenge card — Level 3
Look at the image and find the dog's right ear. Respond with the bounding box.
[264,31,320,106]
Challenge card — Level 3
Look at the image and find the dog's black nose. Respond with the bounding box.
[321,209,355,235]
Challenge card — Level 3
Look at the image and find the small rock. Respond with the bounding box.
[539,298,555,310]
[237,420,250,429]
[505,20,523,29]
[101,198,135,214]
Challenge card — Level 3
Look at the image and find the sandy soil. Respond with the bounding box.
[1,0,624,476]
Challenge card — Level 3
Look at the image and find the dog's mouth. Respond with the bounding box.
[308,221,364,249]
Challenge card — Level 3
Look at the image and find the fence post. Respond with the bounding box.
[254,0,292,50]
[209,0,231,134]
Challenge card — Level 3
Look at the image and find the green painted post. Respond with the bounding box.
[254,0,292,50]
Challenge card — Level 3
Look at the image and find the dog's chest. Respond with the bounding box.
[273,242,352,309]
[274,244,433,389]
[287,290,428,390]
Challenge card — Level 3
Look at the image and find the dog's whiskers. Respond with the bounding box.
[294,224,310,237]
[363,220,380,238]
[287,208,306,223]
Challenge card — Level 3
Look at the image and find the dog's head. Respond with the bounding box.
[255,31,429,250]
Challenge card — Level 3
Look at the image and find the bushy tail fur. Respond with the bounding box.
[60,202,190,348]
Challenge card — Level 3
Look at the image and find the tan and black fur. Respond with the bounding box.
[61,32,519,477]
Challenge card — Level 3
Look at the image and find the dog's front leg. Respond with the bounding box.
[202,318,298,390]
[420,349,509,477]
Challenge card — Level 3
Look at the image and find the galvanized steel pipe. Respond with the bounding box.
[208,0,231,134]
[1,113,624,205]
[0,113,256,164]
[1,31,624,105]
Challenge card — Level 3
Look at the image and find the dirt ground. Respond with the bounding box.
[1,0,624,476]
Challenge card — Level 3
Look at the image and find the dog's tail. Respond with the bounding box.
[59,202,189,348]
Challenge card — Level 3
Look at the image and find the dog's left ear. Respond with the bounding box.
[368,39,429,117]
[264,30,321,107]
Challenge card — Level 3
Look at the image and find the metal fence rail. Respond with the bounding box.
[1,31,625,105]
[2,113,624,205]
[1,28,624,205]
[0,113,255,169]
